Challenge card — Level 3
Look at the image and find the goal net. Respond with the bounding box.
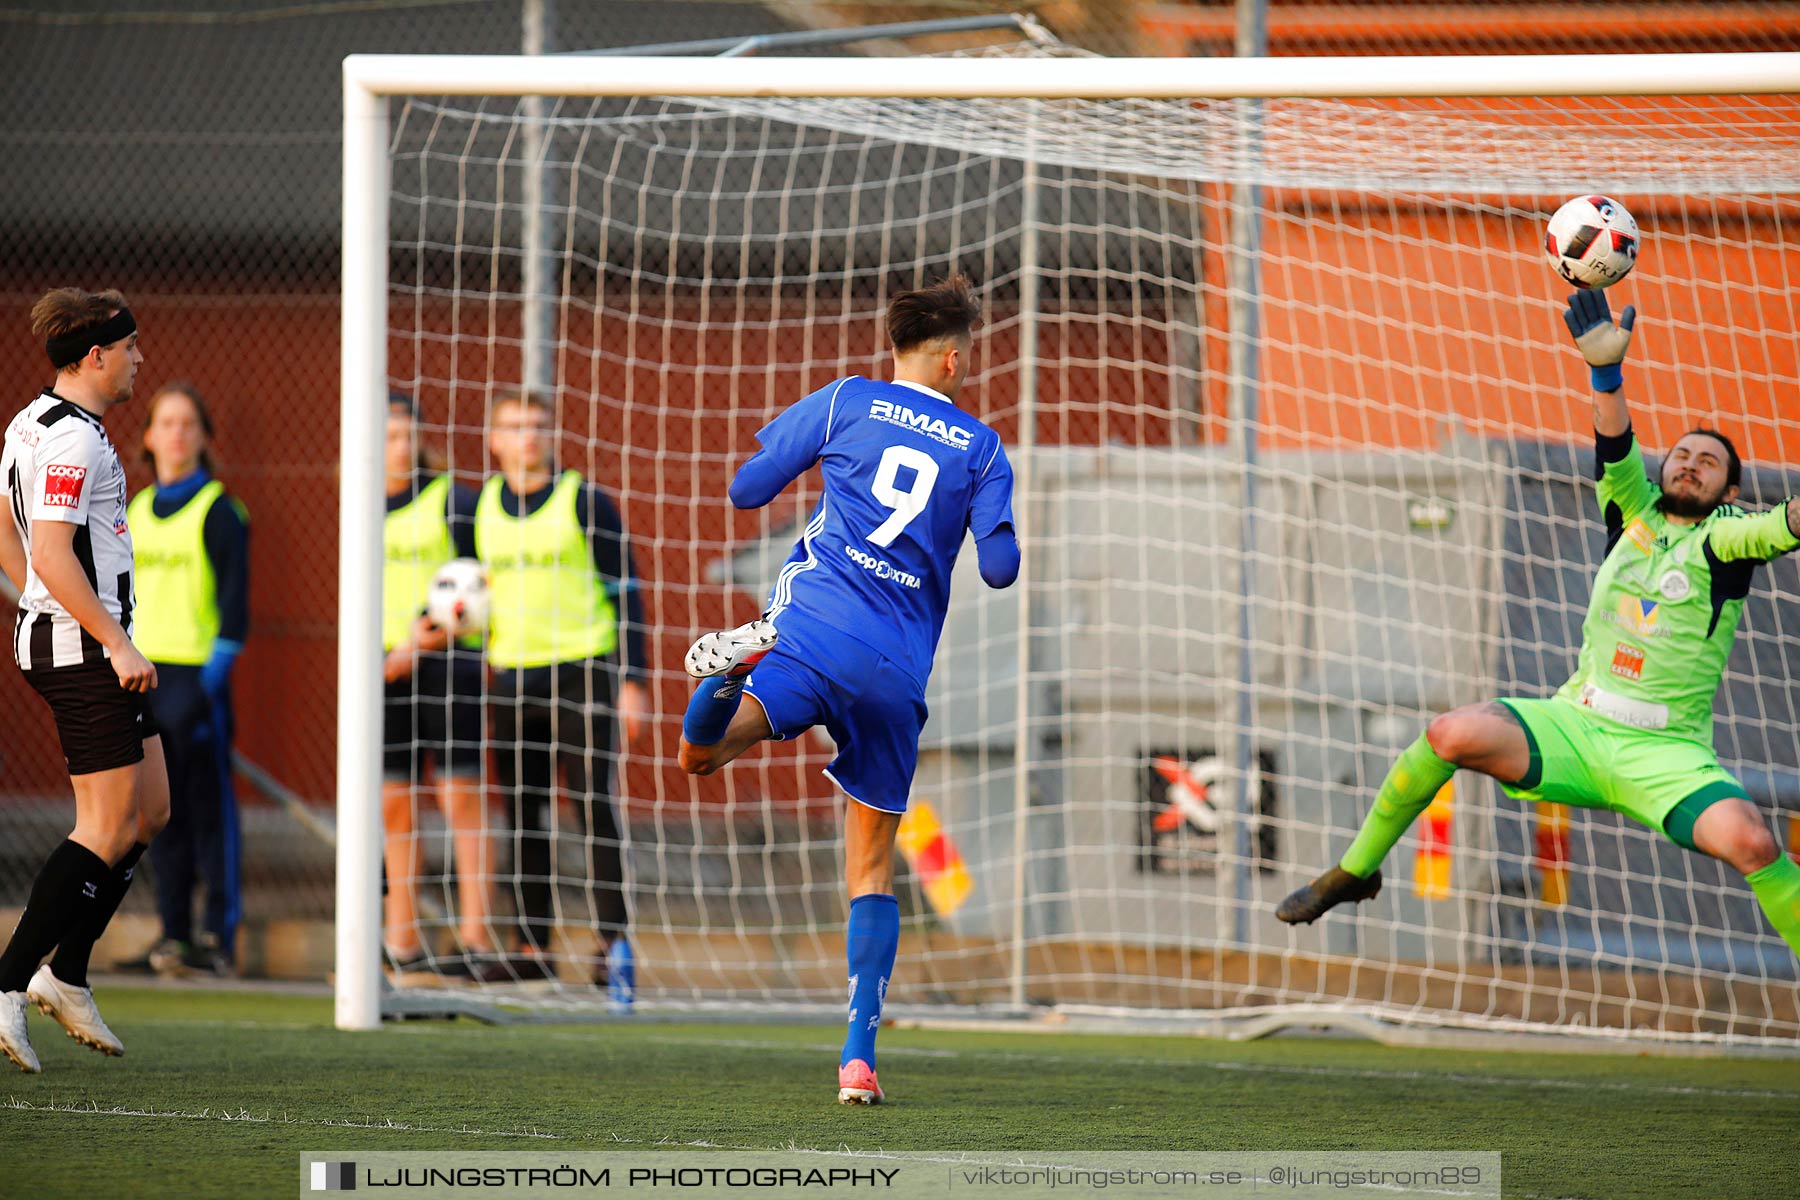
[343,44,1800,1048]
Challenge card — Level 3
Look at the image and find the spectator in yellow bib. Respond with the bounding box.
[476,391,649,993]
[115,383,248,978]
[379,394,496,979]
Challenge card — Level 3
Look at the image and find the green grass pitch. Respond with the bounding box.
[1,986,1794,1199]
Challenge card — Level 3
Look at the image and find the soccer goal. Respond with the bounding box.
[340,43,1800,1049]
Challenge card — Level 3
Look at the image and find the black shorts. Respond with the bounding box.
[382,649,484,782]
[24,658,162,777]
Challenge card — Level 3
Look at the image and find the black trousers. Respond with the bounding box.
[488,657,626,953]
[145,663,239,950]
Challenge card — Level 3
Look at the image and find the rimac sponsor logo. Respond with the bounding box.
[867,397,972,449]
[308,1161,356,1191]
[42,463,86,509]
[844,544,922,589]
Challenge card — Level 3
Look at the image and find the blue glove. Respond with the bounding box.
[200,639,242,704]
[1562,290,1636,394]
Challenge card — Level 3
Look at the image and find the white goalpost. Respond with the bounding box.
[340,47,1800,1048]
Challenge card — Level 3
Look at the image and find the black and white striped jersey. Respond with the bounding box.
[3,389,136,670]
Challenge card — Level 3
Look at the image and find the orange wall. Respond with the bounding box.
[1249,202,1800,461]
[1138,3,1800,58]
[2,201,1796,807]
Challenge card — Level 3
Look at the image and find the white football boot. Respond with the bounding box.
[684,618,779,680]
[27,965,124,1057]
[0,991,40,1073]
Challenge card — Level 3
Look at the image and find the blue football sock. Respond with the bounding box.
[682,676,746,746]
[840,893,899,1069]
[606,937,635,1009]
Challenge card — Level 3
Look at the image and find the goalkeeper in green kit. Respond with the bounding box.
[1277,289,1800,962]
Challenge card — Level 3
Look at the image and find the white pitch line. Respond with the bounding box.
[630,1033,1799,1101]
[2,1097,558,1139]
[154,1016,1792,1104]
[640,1034,960,1059]
[281,1023,1800,1102]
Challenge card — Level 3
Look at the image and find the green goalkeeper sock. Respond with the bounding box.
[1745,857,1800,960]
[1340,733,1456,879]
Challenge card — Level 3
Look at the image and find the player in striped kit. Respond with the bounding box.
[0,289,170,1073]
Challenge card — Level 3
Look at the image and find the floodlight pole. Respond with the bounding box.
[522,0,556,396]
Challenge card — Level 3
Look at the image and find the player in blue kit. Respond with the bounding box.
[677,275,1019,1104]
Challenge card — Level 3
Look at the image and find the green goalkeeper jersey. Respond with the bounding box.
[1554,432,1798,744]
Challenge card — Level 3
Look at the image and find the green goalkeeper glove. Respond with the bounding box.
[1562,289,1636,393]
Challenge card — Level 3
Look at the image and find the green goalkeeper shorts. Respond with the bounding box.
[1494,697,1749,844]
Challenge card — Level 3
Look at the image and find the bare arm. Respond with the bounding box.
[617,678,651,750]
[381,613,450,683]
[1593,384,1630,440]
[0,517,24,597]
[31,519,156,691]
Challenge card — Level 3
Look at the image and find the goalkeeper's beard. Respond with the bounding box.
[1656,476,1728,520]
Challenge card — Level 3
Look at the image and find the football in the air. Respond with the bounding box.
[1545,194,1640,290]
[425,557,491,637]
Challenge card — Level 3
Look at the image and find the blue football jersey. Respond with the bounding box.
[752,376,1014,689]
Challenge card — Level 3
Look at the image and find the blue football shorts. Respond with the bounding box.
[742,611,927,814]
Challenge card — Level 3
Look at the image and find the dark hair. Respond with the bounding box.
[488,389,552,419]
[886,274,980,353]
[31,287,128,374]
[386,391,446,474]
[142,382,220,476]
[1682,426,1742,491]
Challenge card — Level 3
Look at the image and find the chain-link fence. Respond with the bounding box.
[0,2,817,925]
[0,0,1079,936]
[4,0,1795,950]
